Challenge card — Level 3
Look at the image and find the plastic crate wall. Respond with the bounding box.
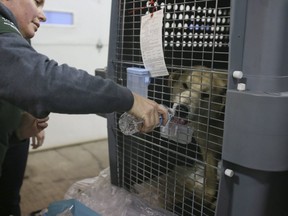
[106,0,288,216]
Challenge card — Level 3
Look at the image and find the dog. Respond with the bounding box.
[169,66,227,207]
[132,67,227,211]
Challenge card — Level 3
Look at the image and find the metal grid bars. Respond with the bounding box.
[162,0,230,69]
[110,0,230,215]
[114,0,230,71]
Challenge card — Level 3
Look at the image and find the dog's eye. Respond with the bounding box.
[182,83,189,89]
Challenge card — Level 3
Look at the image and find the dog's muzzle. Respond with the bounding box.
[160,103,193,144]
[171,103,189,125]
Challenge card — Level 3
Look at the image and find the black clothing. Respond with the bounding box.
[0,2,134,118]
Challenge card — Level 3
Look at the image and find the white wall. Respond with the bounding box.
[31,0,112,150]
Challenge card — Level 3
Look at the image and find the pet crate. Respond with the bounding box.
[106,0,288,215]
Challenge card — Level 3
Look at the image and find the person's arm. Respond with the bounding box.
[0,33,168,132]
[0,33,134,118]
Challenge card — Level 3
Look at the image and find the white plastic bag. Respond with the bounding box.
[65,168,175,216]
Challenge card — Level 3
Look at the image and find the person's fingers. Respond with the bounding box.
[31,138,42,149]
[31,131,45,149]
[31,136,36,145]
[129,93,169,133]
[37,122,48,129]
[139,116,153,133]
[36,117,49,129]
[31,136,40,149]
[157,104,169,126]
[139,107,160,133]
[37,116,49,123]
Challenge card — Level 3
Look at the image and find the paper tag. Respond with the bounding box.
[140,9,168,77]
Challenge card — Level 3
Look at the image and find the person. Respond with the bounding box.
[0,1,49,214]
[0,0,168,215]
[0,109,48,216]
[0,0,168,130]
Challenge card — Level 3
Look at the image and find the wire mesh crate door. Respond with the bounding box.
[108,0,230,215]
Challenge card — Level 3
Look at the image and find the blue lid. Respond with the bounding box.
[127,67,149,75]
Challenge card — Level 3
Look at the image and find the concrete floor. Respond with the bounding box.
[20,139,109,216]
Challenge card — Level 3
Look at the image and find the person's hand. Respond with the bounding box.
[128,93,169,133]
[16,112,49,140]
[31,130,45,149]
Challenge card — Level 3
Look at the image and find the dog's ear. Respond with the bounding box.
[214,73,227,88]
[212,74,227,99]
[213,73,227,113]
[168,71,182,87]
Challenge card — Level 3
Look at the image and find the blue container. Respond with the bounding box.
[47,199,100,216]
[127,67,150,98]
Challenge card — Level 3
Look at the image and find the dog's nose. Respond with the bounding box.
[175,104,189,118]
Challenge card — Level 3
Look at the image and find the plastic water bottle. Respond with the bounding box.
[118,107,174,136]
[118,113,145,135]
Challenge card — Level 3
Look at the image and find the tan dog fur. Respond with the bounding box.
[132,67,227,210]
[169,66,227,206]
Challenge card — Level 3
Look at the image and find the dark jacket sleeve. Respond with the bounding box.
[0,33,134,118]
